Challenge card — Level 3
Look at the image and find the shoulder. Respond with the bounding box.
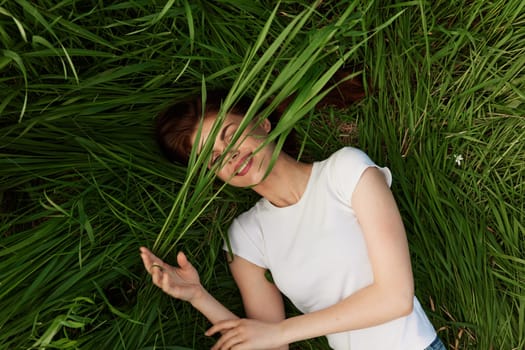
[322,147,392,201]
[326,146,375,166]
[225,199,268,268]
[322,147,383,181]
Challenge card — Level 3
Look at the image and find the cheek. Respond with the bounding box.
[215,166,233,184]
[236,131,265,149]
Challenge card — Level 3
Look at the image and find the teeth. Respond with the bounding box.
[236,156,251,175]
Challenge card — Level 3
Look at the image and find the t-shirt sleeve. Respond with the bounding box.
[329,147,392,203]
[223,213,267,268]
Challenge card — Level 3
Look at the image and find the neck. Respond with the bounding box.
[252,152,313,207]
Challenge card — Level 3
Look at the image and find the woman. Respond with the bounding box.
[140,92,446,350]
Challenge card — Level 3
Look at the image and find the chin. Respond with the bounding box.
[226,176,262,188]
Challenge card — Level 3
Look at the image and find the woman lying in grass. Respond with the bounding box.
[140,91,445,350]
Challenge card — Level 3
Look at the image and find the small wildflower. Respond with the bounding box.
[453,154,464,166]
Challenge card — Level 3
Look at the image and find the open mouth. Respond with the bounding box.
[235,154,253,176]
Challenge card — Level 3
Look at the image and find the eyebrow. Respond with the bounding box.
[199,122,235,154]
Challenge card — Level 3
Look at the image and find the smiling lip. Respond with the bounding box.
[235,155,253,176]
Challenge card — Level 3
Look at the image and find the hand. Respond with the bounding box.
[206,318,285,350]
[140,246,203,303]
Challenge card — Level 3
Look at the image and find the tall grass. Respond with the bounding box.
[1,1,523,349]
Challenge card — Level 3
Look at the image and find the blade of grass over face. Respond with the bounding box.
[152,1,403,255]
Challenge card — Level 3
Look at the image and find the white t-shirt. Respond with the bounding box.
[224,147,436,350]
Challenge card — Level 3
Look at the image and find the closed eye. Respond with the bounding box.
[209,124,238,168]
[225,128,237,144]
[209,153,220,167]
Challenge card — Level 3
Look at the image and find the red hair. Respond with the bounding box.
[155,91,280,165]
[155,70,366,165]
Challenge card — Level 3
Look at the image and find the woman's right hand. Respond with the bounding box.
[140,246,203,303]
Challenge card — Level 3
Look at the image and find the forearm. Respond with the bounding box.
[194,289,288,350]
[191,288,239,325]
[280,284,413,345]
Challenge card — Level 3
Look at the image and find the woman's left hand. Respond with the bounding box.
[206,318,285,350]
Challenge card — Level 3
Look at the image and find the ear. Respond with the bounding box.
[260,118,271,133]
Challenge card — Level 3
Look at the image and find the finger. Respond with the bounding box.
[206,320,239,336]
[139,247,156,268]
[151,266,164,286]
[139,246,151,255]
[140,246,158,262]
[150,262,165,273]
[211,330,241,350]
[140,247,166,274]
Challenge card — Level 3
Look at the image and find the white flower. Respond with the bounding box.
[453,154,464,166]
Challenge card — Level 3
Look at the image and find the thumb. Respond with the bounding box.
[177,251,190,268]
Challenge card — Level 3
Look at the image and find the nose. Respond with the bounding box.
[227,150,239,163]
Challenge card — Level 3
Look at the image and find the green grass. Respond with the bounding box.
[1,1,524,349]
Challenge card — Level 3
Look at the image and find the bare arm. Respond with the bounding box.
[228,255,288,350]
[207,167,414,349]
[277,167,414,342]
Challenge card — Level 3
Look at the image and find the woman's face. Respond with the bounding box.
[191,112,274,187]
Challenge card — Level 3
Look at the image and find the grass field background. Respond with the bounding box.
[1,1,524,349]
